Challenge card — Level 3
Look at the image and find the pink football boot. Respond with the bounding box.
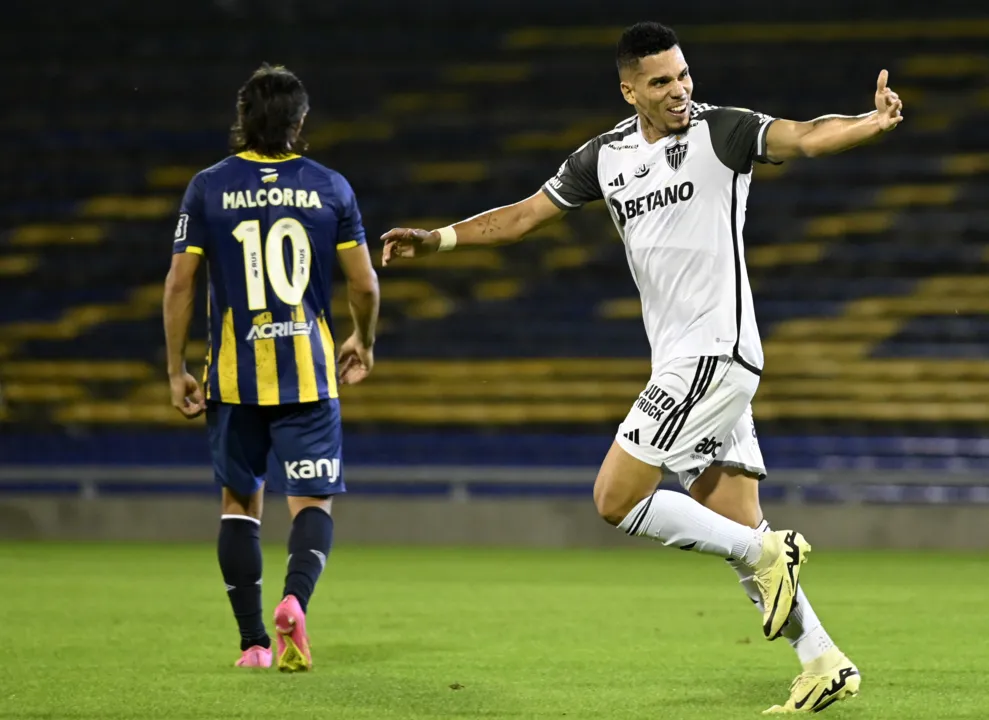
[274,595,312,672]
[235,645,273,668]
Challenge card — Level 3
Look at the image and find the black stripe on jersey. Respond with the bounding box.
[657,356,718,452]
[730,172,763,377]
[649,357,716,451]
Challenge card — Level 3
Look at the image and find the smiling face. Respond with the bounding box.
[619,45,693,141]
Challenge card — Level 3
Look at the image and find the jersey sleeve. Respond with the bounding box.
[172,173,208,256]
[541,140,603,210]
[704,107,779,174]
[334,175,367,251]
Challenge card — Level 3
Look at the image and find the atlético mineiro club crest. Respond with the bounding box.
[665,140,688,171]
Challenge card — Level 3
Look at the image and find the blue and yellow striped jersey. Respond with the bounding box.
[172,151,366,405]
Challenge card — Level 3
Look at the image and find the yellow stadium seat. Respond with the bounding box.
[755,399,989,422]
[54,402,206,426]
[804,211,893,237]
[875,184,958,206]
[746,242,824,268]
[0,255,38,276]
[0,361,155,381]
[901,53,989,77]
[505,20,989,49]
[81,196,175,220]
[597,298,642,320]
[343,378,642,401]
[769,317,903,340]
[543,246,591,271]
[306,120,393,149]
[0,382,87,402]
[442,64,531,84]
[473,279,522,302]
[383,93,468,113]
[9,224,105,246]
[146,166,199,189]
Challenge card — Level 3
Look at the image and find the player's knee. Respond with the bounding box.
[222,486,263,520]
[287,495,332,520]
[593,475,645,527]
[689,465,762,528]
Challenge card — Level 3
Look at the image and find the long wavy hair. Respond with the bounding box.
[229,64,309,157]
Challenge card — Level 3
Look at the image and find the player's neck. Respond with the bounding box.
[638,113,674,145]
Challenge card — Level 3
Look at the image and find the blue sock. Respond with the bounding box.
[283,507,334,613]
[218,516,270,651]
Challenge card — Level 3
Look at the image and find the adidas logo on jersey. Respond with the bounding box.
[622,428,640,445]
[694,437,723,456]
[607,173,625,188]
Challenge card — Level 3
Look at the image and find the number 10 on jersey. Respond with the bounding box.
[233,218,312,310]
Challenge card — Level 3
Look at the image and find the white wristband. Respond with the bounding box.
[436,226,458,252]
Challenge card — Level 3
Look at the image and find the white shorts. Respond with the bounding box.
[615,355,767,491]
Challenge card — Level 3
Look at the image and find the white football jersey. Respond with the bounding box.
[541,104,777,376]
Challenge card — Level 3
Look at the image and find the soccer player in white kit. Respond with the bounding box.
[382,22,903,713]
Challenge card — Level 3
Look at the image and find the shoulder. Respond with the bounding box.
[691,102,774,127]
[200,156,240,178]
[580,115,641,156]
[689,101,722,121]
[299,158,354,191]
[186,157,239,191]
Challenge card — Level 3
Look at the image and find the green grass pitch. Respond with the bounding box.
[1,544,986,719]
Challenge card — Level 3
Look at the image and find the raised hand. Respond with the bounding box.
[875,69,904,131]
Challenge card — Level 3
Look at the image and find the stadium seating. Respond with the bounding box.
[3,1,988,468]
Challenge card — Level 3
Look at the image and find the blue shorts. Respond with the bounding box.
[206,399,346,497]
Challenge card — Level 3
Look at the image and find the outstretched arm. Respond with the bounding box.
[765,69,904,161]
[381,190,564,266]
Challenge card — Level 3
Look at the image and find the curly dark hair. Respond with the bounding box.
[616,22,680,73]
[230,63,310,157]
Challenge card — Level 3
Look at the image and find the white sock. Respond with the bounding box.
[618,490,763,564]
[728,519,836,665]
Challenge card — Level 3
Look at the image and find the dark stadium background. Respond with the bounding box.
[2,4,989,719]
[1,0,988,548]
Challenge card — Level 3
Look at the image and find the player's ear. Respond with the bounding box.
[620,80,636,107]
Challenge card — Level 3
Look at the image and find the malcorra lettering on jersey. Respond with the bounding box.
[246,321,314,341]
[222,188,323,210]
[284,458,340,481]
[610,181,695,227]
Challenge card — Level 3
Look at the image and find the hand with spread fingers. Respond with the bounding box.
[380,228,440,267]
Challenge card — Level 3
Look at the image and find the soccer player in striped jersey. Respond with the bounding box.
[163,64,379,671]
[382,22,904,713]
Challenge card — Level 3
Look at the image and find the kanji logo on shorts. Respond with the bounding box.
[284,458,340,481]
[694,437,723,456]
